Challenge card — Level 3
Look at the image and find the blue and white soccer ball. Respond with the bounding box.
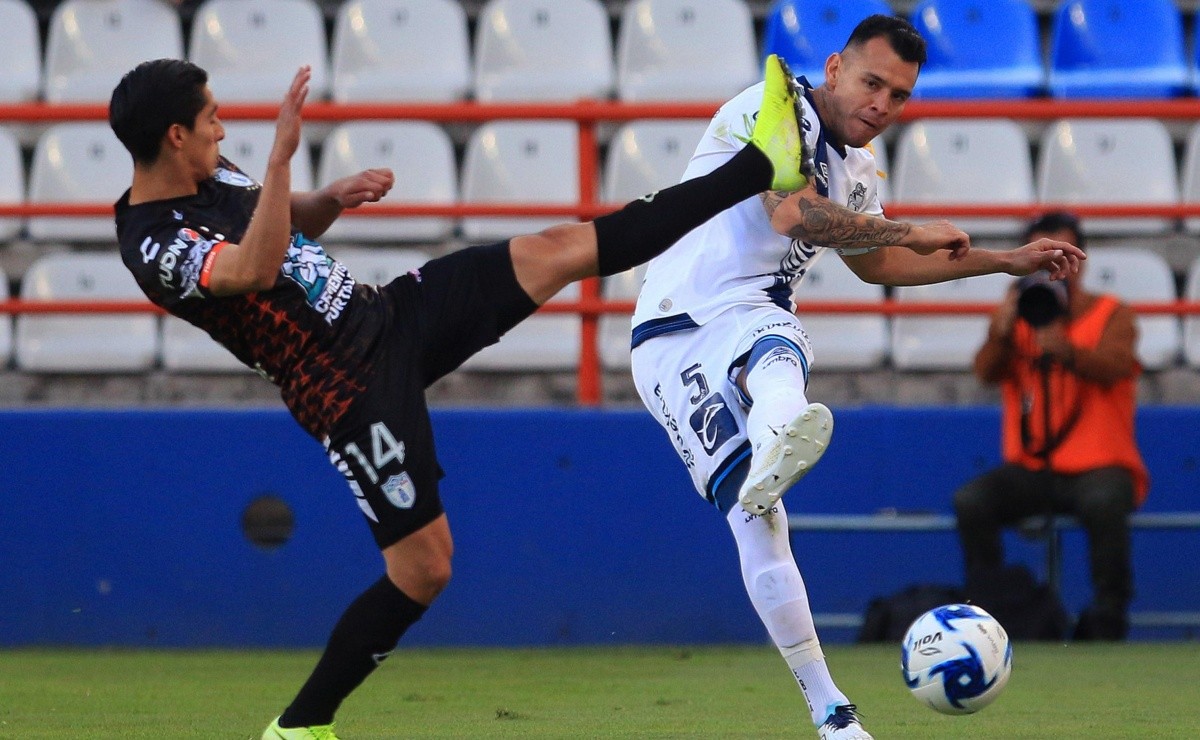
[901,603,1012,715]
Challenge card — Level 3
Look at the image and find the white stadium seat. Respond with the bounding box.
[330,245,430,287]
[331,0,471,103]
[798,254,889,370]
[161,317,246,373]
[0,0,41,102]
[219,122,314,192]
[188,0,329,102]
[891,271,1012,370]
[460,280,581,371]
[0,126,24,242]
[1183,256,1200,367]
[616,0,758,102]
[603,120,709,202]
[460,121,579,242]
[891,119,1034,238]
[1178,122,1200,234]
[1037,118,1178,236]
[599,265,644,371]
[16,252,158,372]
[317,121,457,243]
[474,0,613,102]
[1081,247,1180,370]
[28,123,132,242]
[44,0,183,103]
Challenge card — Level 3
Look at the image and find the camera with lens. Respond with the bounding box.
[1015,272,1068,328]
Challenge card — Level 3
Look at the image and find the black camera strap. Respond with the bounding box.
[1019,358,1084,461]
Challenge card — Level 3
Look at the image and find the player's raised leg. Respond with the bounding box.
[735,334,833,516]
[510,54,808,306]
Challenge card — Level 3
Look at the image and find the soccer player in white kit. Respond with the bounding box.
[630,15,1084,739]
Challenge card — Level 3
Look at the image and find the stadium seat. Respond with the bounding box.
[460,121,579,242]
[1048,0,1188,98]
[15,252,158,372]
[1081,247,1180,370]
[1183,256,1200,368]
[331,0,471,103]
[44,0,183,103]
[909,0,1044,99]
[474,0,613,102]
[891,119,1034,238]
[761,0,892,86]
[0,0,41,102]
[0,126,25,243]
[798,254,888,370]
[1178,122,1200,234]
[316,121,457,243]
[616,0,758,101]
[599,265,644,371]
[219,122,314,192]
[28,123,132,242]
[188,0,329,103]
[603,120,709,203]
[459,280,581,371]
[161,317,246,373]
[891,271,1012,370]
[330,245,431,287]
[1036,119,1177,236]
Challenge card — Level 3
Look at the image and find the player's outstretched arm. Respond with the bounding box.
[840,236,1084,287]
[291,168,395,238]
[761,188,970,258]
[205,66,310,296]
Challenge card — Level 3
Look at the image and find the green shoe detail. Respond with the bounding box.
[741,54,810,192]
[263,717,340,740]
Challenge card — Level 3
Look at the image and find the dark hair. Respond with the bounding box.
[1024,211,1085,251]
[844,14,927,67]
[109,59,209,166]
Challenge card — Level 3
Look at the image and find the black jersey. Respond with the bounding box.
[116,157,384,439]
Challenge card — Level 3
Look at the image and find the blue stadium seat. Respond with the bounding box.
[909,0,1043,99]
[761,0,893,86]
[1048,0,1188,98]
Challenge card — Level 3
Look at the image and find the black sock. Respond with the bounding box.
[279,576,426,728]
[594,144,773,277]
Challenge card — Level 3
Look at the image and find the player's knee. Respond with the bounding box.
[386,551,453,603]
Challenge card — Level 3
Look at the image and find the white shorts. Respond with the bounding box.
[630,305,815,508]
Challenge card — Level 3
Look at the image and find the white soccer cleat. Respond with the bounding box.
[817,704,872,740]
[738,402,833,515]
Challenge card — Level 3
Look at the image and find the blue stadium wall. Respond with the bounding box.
[3,406,1198,647]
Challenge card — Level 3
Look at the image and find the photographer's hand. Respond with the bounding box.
[1036,322,1076,367]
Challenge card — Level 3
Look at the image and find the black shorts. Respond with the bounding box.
[325,242,538,549]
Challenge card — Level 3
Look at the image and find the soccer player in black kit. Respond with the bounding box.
[110,58,811,738]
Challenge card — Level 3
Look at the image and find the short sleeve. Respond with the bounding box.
[123,223,226,307]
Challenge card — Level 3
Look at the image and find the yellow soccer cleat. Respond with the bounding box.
[263,717,340,740]
[749,54,810,192]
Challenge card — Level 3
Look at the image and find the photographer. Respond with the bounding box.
[953,212,1149,641]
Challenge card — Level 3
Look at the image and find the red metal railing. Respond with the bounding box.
[4,98,1200,402]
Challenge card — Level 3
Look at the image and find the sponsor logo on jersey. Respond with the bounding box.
[156,227,214,297]
[847,182,867,211]
[689,392,737,456]
[282,234,356,324]
[381,472,417,509]
[213,166,256,188]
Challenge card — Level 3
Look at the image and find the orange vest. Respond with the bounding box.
[1000,295,1149,505]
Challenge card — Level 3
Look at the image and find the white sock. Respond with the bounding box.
[726,501,848,725]
[742,339,811,450]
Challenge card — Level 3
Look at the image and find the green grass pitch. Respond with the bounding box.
[2,643,1198,738]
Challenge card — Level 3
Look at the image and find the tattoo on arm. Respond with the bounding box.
[775,192,912,248]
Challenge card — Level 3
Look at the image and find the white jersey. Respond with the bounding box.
[631,78,885,346]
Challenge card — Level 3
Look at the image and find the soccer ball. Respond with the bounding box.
[901,603,1012,715]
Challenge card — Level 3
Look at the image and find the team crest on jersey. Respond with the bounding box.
[689,392,738,456]
[847,182,867,211]
[213,167,256,188]
[381,472,416,509]
[282,234,356,325]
